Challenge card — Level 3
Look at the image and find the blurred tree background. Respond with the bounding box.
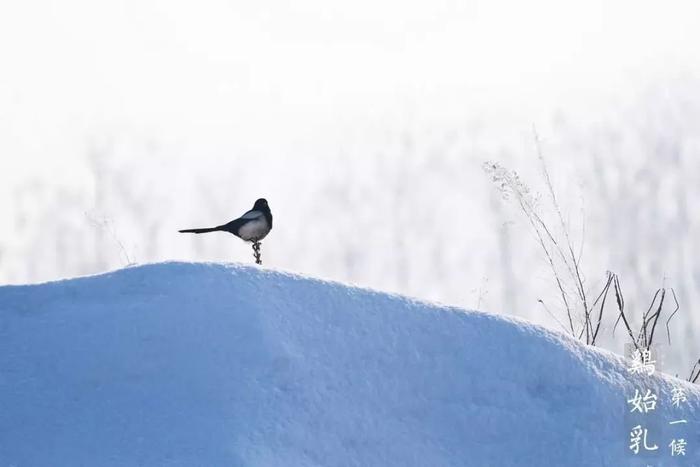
[1,0,698,377]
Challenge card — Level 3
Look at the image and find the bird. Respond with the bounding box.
[179,198,273,242]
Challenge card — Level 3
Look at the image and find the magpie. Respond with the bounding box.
[179,198,273,242]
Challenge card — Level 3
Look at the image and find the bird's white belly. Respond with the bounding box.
[238,217,269,241]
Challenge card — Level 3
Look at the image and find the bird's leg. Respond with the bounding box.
[252,240,262,265]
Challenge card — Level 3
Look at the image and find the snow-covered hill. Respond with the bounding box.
[0,262,698,466]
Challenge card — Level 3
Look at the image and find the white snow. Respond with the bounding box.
[0,262,698,466]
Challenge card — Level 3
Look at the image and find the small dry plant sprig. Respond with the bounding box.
[484,144,606,345]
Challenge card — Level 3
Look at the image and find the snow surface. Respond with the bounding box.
[0,262,698,466]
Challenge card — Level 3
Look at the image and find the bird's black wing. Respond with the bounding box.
[219,210,263,235]
[239,210,264,220]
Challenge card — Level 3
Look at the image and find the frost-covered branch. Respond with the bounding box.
[483,158,605,345]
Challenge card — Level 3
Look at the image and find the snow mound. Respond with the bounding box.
[0,262,698,466]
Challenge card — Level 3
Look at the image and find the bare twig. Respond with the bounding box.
[690,359,700,384]
[665,289,679,345]
[85,211,135,266]
[538,299,571,334]
[533,129,589,334]
[611,275,639,351]
[644,289,665,349]
[589,272,613,345]
[611,274,679,352]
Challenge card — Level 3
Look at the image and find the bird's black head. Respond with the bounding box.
[253,198,269,211]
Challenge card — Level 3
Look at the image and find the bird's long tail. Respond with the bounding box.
[178,226,221,234]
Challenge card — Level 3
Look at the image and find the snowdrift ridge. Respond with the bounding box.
[0,262,698,466]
